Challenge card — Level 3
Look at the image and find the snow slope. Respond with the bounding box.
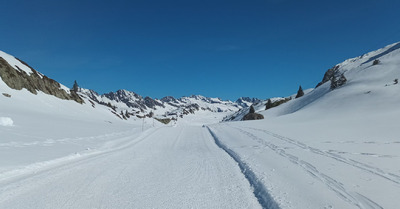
[0,70,155,172]
[207,42,400,209]
[0,51,36,76]
[0,50,74,93]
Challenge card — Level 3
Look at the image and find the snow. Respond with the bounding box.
[0,50,35,75]
[206,42,400,208]
[0,117,13,126]
[1,42,400,208]
[0,125,262,208]
[0,50,74,93]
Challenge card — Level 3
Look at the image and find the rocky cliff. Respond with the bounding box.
[0,52,83,104]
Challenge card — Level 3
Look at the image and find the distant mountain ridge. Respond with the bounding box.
[235,97,262,108]
[79,88,242,119]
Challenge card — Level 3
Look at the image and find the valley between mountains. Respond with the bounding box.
[1,42,400,209]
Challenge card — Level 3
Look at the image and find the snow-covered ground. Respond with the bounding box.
[208,118,400,209]
[0,125,262,209]
[207,42,400,209]
[1,42,400,209]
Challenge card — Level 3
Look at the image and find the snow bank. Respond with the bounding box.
[0,117,13,126]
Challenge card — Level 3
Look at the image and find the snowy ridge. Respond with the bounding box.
[79,88,241,120]
[236,97,262,108]
[0,50,73,95]
[224,99,268,121]
[225,88,314,121]
[253,41,400,119]
[0,51,36,76]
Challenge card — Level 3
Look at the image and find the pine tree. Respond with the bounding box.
[249,105,255,114]
[265,99,272,110]
[295,85,304,98]
[72,80,79,92]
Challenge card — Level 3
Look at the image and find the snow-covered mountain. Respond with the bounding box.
[235,97,262,108]
[207,41,400,209]
[224,96,288,121]
[0,49,241,122]
[2,42,400,209]
[258,41,400,119]
[79,88,241,119]
[224,42,400,121]
[3,40,400,128]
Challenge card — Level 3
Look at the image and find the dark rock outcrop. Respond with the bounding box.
[315,65,340,88]
[242,105,264,120]
[0,57,84,104]
[144,96,164,109]
[104,90,146,109]
[161,96,178,103]
[242,113,264,121]
[265,98,290,110]
[315,65,347,90]
[330,73,347,90]
[155,118,171,124]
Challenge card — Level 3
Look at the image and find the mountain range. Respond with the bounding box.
[0,49,248,121]
[2,41,400,209]
[2,42,400,122]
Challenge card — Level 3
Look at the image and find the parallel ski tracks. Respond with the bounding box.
[206,127,280,209]
[224,124,384,209]
[239,125,400,185]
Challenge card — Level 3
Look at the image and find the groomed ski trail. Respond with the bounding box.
[0,126,262,209]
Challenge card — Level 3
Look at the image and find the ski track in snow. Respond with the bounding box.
[0,127,161,189]
[206,126,280,209]
[0,126,262,209]
[223,124,384,209]
[241,126,400,185]
[0,130,134,148]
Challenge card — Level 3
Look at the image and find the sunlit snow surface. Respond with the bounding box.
[1,42,400,208]
[0,117,13,127]
[208,42,400,209]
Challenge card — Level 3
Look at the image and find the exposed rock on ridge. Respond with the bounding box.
[0,57,83,104]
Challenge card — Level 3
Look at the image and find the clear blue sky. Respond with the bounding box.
[1,0,400,101]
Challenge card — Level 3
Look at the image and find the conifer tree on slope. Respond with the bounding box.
[249,105,255,114]
[72,80,79,92]
[265,99,272,110]
[295,85,304,98]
